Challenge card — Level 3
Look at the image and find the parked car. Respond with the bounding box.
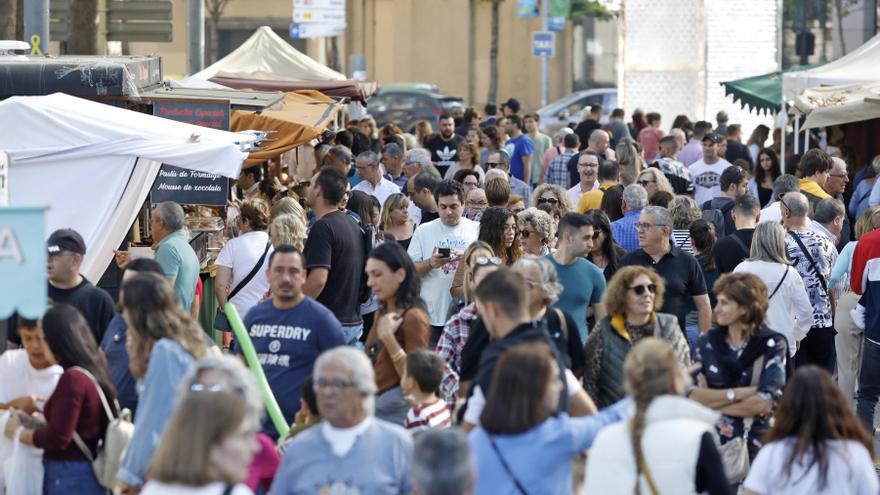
[367,90,464,131]
[536,88,617,134]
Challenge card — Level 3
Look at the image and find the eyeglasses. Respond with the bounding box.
[637,180,656,187]
[467,200,488,207]
[474,256,503,267]
[464,182,480,187]
[628,283,657,296]
[537,197,559,205]
[524,279,539,289]
[635,222,664,231]
[578,161,598,168]
[829,173,848,179]
[314,378,356,392]
[779,196,792,213]
[485,162,501,167]
[521,229,532,237]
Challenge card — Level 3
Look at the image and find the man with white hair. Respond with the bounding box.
[782,192,838,372]
[610,184,649,252]
[404,147,441,180]
[412,429,474,495]
[270,347,413,494]
[352,151,400,214]
[822,156,852,248]
[151,201,201,311]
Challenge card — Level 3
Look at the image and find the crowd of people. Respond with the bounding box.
[2,99,880,495]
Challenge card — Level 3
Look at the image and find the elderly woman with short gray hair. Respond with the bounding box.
[512,256,585,376]
[516,207,556,256]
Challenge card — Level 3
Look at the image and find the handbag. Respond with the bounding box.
[717,355,764,485]
[71,367,134,489]
[214,240,271,331]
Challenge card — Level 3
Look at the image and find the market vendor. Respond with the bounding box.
[150,201,201,312]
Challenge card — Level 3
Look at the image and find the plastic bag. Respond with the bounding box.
[3,425,43,495]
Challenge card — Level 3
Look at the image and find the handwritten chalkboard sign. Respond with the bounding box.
[152,100,230,130]
[150,164,229,206]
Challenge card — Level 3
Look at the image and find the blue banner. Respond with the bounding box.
[0,207,47,319]
[548,16,566,32]
[518,0,539,17]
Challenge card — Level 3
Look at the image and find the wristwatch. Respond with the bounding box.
[726,388,736,403]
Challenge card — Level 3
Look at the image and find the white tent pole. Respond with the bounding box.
[794,118,800,154]
[803,126,810,151]
[780,118,786,174]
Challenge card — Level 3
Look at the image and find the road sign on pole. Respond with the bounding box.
[291,0,346,39]
[532,31,555,58]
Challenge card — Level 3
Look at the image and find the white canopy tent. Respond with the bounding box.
[783,32,880,101]
[793,83,880,130]
[0,93,253,281]
[193,26,346,82]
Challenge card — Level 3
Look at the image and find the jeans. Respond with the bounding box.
[342,323,364,348]
[856,338,880,431]
[685,323,699,358]
[43,459,106,495]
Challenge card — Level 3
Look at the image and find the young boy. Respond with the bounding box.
[402,349,451,433]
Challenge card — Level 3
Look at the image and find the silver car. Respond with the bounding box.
[536,88,618,134]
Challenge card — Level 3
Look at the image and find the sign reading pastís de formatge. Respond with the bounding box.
[149,164,229,206]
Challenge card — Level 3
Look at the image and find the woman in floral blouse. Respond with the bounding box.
[690,272,789,461]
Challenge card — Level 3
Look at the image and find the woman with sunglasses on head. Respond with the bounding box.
[583,266,690,409]
[517,207,556,256]
[741,366,877,495]
[437,243,502,410]
[636,168,674,198]
[689,273,789,485]
[363,242,430,426]
[532,183,574,216]
[584,209,626,281]
[449,241,498,312]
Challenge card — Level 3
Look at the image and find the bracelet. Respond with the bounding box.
[390,349,406,362]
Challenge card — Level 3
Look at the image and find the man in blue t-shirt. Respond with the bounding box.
[239,244,346,438]
[546,213,606,340]
[504,115,535,185]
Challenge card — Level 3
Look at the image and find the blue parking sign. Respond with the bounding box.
[532,31,555,58]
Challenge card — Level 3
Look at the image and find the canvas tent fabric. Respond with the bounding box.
[793,83,880,130]
[0,93,251,281]
[194,26,346,82]
[210,75,376,103]
[783,32,880,101]
[231,90,342,167]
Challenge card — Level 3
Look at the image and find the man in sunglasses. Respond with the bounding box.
[619,206,712,334]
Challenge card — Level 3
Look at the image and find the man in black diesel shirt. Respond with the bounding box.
[713,194,760,274]
[426,114,465,178]
[46,229,115,343]
[303,167,366,344]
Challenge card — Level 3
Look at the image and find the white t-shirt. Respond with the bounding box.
[215,231,273,318]
[0,349,62,407]
[407,217,480,326]
[689,158,732,206]
[744,438,878,495]
[141,481,253,495]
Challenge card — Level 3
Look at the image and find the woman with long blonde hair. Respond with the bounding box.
[585,338,730,495]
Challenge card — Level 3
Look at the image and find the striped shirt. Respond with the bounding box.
[405,398,451,433]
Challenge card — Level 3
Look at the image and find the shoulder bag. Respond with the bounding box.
[768,265,789,300]
[717,355,764,485]
[214,239,272,331]
[71,367,135,489]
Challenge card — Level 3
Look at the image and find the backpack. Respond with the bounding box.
[71,367,134,489]
[701,200,735,238]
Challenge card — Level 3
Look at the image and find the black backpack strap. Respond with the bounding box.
[227,239,271,301]
[787,231,830,296]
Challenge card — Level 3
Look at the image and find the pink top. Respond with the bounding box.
[244,433,280,492]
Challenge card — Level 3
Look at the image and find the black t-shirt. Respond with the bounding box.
[49,278,115,343]
[713,228,755,274]
[574,119,601,151]
[619,246,708,330]
[725,140,753,168]
[426,134,465,177]
[303,210,365,325]
[420,209,440,225]
[695,431,734,494]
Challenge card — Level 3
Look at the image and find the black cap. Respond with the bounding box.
[502,98,521,113]
[702,132,721,144]
[47,229,86,255]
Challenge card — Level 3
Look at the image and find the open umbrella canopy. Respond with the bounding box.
[721,65,821,115]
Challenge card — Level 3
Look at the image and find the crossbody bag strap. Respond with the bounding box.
[227,239,272,301]
[488,435,529,495]
[768,266,789,300]
[553,308,568,342]
[71,366,116,463]
[729,232,749,254]
[629,422,662,495]
[787,231,830,295]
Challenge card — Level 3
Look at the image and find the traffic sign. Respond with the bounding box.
[532,31,555,58]
[292,9,346,25]
[293,0,345,8]
[290,22,345,39]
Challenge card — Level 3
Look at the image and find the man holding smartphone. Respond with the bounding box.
[408,180,480,347]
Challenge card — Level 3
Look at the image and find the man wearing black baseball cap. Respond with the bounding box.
[689,132,733,207]
[46,228,115,343]
[501,98,521,117]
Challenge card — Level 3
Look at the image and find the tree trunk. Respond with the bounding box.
[468,0,476,104]
[70,0,99,54]
[488,0,500,105]
[209,14,219,64]
[834,0,847,55]
[0,0,16,41]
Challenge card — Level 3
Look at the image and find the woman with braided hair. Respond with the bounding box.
[584,338,731,495]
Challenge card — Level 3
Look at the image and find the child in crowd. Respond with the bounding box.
[280,376,322,450]
[402,349,451,433]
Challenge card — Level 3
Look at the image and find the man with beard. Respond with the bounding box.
[426,114,465,178]
[242,244,346,437]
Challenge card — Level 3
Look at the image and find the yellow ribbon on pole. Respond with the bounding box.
[30,35,43,56]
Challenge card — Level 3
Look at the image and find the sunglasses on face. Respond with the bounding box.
[629,283,657,296]
[637,180,656,187]
[537,197,559,205]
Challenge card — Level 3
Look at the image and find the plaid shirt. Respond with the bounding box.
[545,149,576,187]
[611,209,642,252]
[436,303,479,408]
